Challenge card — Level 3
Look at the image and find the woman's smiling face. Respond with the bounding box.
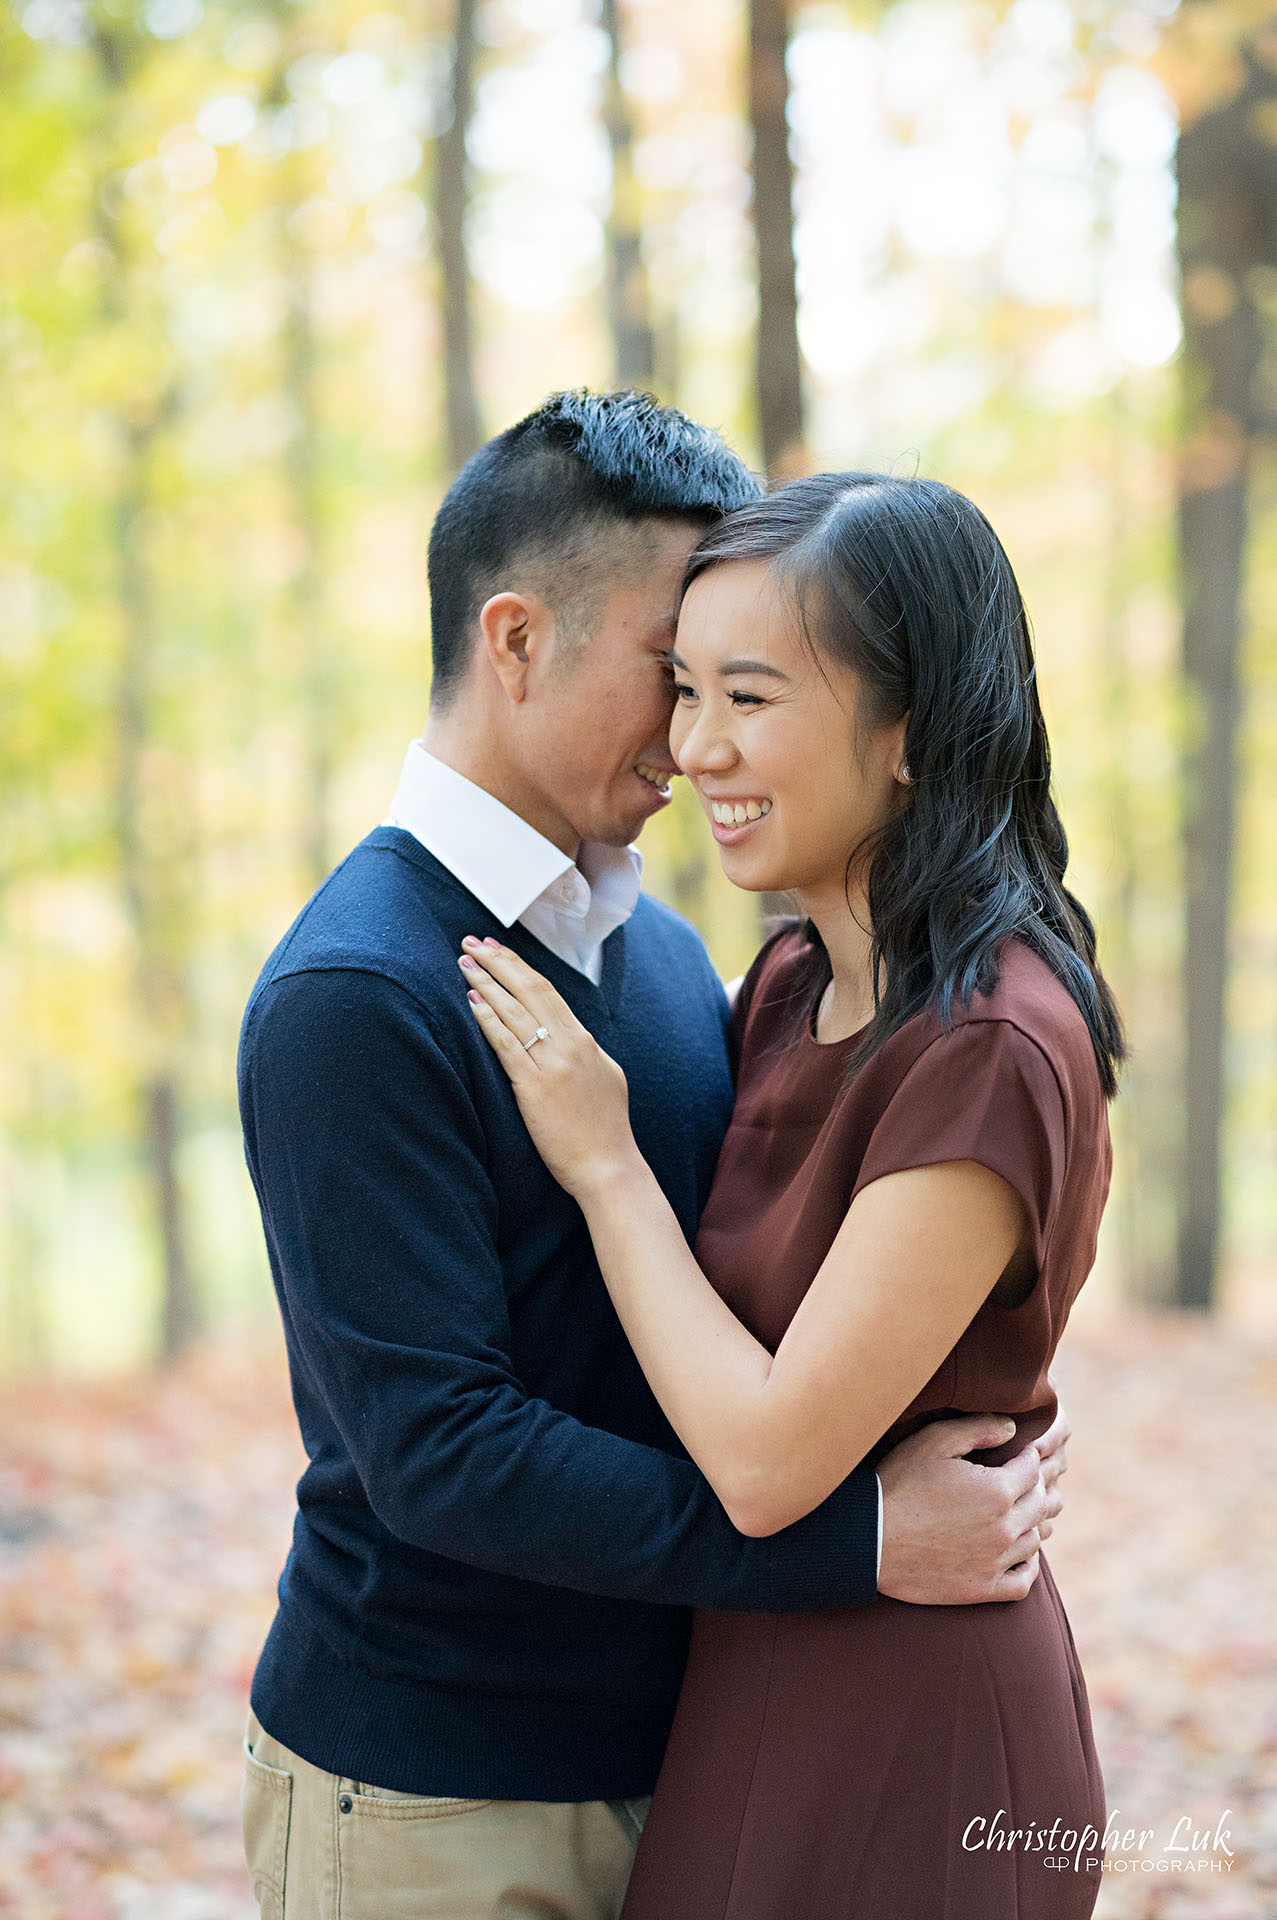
[669,558,906,908]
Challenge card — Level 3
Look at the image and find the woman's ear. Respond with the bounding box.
[477,591,554,704]
[890,712,912,788]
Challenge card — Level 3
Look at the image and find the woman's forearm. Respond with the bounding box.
[578,1155,1022,1539]
[577,1156,781,1530]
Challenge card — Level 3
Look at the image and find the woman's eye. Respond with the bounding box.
[730,690,766,708]
[672,681,697,702]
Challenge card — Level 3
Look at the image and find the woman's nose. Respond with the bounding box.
[674,709,736,776]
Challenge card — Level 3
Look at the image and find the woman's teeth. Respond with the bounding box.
[711,799,772,825]
[636,764,673,797]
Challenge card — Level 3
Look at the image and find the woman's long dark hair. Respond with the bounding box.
[683,472,1125,1098]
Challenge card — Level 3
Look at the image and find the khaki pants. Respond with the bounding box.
[241,1709,649,1920]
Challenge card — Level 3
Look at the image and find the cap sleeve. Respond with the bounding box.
[852,1019,1067,1266]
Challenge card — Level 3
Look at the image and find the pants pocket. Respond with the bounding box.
[336,1792,494,1920]
[335,1793,636,1920]
[242,1730,293,1920]
[353,1781,493,1813]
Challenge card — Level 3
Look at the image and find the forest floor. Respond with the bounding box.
[0,1312,1274,1920]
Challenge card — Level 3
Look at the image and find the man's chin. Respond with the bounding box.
[593,793,671,847]
[595,818,651,848]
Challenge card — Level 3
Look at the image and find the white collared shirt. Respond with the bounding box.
[383,742,643,985]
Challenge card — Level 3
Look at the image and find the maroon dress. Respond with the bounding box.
[621,932,1110,1920]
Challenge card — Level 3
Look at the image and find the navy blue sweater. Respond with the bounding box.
[239,827,879,1800]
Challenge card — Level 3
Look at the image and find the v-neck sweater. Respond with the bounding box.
[237,827,879,1801]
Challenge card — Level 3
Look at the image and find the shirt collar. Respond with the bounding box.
[384,742,642,929]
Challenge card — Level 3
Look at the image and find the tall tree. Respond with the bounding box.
[1095,391,1144,1286]
[435,0,482,472]
[92,21,200,1362]
[283,212,333,888]
[748,0,804,476]
[747,0,806,928]
[600,0,657,389]
[1173,24,1277,1307]
[2,1075,52,1371]
[265,32,335,890]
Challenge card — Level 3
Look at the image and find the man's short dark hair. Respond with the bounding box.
[426,389,762,705]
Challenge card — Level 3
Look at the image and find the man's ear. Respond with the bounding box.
[477,591,555,705]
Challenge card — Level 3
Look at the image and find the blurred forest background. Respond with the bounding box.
[3,3,1277,1917]
[2,0,1276,1373]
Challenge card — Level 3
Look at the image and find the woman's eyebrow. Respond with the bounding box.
[719,657,789,680]
[665,649,789,681]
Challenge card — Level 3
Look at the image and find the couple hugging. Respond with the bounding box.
[238,389,1119,1920]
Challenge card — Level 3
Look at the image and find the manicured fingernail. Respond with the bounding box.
[459,954,477,970]
[483,937,501,950]
[467,990,482,1005]
[462,935,481,948]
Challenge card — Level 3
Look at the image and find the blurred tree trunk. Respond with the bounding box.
[94,23,200,1363]
[1,1118,51,1371]
[748,0,804,477]
[1173,27,1277,1309]
[435,0,481,472]
[600,0,657,389]
[1097,393,1145,1291]
[269,27,334,888]
[748,0,804,929]
[284,264,333,890]
[114,406,200,1364]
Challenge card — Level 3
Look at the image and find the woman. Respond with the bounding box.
[456,473,1121,1919]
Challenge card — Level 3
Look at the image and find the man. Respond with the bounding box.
[238,390,1063,1920]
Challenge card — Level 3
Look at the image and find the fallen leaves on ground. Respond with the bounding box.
[1048,1316,1277,1919]
[0,1328,301,1920]
[0,1312,1273,1918]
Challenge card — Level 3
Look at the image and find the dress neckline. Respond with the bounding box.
[804,982,870,1052]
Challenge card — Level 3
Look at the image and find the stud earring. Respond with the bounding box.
[898,762,913,785]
